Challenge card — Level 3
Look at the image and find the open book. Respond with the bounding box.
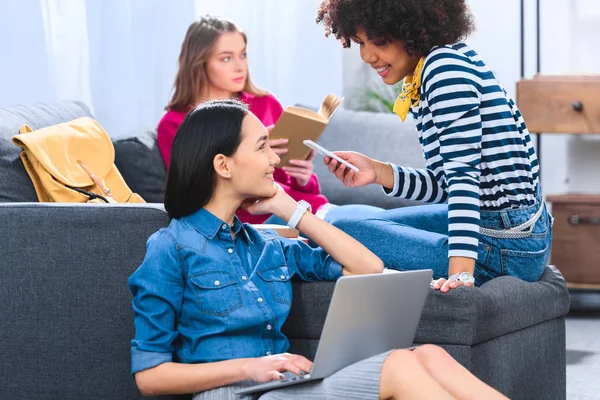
[253,224,309,243]
[269,93,343,167]
[252,224,299,238]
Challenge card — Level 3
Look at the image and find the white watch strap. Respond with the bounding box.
[287,200,311,229]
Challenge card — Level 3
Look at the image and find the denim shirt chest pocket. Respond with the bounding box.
[189,270,243,316]
[254,235,294,305]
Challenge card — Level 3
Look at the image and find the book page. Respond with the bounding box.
[317,93,344,121]
[252,224,299,238]
[285,106,327,123]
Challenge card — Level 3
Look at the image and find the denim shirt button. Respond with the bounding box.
[266,351,272,356]
[241,276,247,281]
[266,324,272,330]
[257,297,263,302]
[221,224,227,230]
[227,248,233,254]
[214,280,220,286]
[280,275,285,280]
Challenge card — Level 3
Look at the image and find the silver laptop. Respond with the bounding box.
[235,269,432,396]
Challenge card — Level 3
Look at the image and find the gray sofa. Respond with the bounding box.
[0,100,570,400]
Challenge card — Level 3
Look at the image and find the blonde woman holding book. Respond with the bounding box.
[158,16,380,227]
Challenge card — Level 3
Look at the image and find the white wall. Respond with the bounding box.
[0,0,341,137]
[195,0,343,109]
[342,0,600,196]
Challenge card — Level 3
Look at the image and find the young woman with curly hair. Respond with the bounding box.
[317,0,552,293]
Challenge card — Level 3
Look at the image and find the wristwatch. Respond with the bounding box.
[448,272,475,286]
[287,200,312,229]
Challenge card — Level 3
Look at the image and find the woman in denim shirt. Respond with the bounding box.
[129,100,507,399]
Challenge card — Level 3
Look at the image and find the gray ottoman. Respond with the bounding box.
[283,266,570,400]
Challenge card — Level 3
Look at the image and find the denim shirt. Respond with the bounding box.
[128,208,343,374]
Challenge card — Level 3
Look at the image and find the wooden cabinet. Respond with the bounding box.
[517,75,600,134]
[518,75,600,287]
[547,195,600,286]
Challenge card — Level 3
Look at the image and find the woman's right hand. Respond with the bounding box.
[324,151,378,188]
[241,353,313,383]
[265,125,289,157]
[268,138,289,157]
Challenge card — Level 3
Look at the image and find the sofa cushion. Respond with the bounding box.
[309,107,426,209]
[283,266,570,346]
[0,100,93,202]
[113,129,167,204]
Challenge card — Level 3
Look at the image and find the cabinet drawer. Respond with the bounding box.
[516,75,600,134]
[547,194,600,284]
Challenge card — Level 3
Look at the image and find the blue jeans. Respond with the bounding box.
[332,194,552,287]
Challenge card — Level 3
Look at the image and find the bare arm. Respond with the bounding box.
[373,159,396,189]
[266,193,384,276]
[135,359,248,396]
[297,212,383,275]
[135,352,313,396]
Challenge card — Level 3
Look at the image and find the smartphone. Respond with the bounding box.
[303,140,359,172]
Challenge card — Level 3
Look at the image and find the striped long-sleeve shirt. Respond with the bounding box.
[384,43,539,260]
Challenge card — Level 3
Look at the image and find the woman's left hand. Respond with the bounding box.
[431,278,474,293]
[282,150,316,187]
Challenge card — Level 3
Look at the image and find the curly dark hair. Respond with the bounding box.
[316,0,475,56]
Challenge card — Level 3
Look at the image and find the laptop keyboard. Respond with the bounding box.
[281,372,311,382]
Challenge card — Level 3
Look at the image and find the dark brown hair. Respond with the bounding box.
[166,16,267,112]
[317,0,475,56]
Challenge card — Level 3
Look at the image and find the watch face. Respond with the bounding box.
[458,272,475,284]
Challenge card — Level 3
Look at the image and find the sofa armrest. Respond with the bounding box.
[0,203,170,400]
[415,266,571,345]
[283,267,570,347]
[0,202,170,264]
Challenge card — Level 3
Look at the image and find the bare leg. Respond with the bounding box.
[379,349,456,400]
[412,345,509,400]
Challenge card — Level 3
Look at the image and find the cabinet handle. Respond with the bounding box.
[572,101,584,112]
[569,215,600,225]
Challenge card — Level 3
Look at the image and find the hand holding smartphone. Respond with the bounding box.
[302,140,359,172]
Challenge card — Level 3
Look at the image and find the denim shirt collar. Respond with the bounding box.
[182,208,253,244]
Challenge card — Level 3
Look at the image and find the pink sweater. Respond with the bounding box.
[157,91,328,223]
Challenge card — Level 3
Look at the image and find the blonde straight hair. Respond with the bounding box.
[166,16,267,112]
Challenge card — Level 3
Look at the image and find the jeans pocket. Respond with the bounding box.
[501,246,548,282]
[189,270,243,316]
[257,266,293,305]
[474,242,499,287]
